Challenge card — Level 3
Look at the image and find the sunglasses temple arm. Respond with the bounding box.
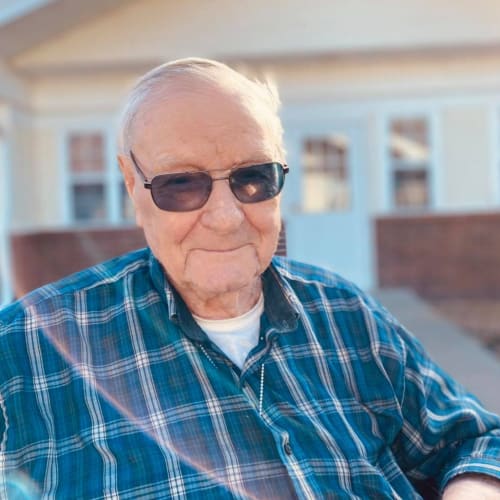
[129,150,149,183]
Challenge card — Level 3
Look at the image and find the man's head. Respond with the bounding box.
[117,58,287,315]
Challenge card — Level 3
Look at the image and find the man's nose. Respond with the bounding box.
[199,178,245,232]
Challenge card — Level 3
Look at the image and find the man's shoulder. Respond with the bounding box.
[271,256,367,298]
[0,247,151,328]
[270,256,396,327]
[271,256,408,360]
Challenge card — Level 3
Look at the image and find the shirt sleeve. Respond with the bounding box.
[389,322,500,493]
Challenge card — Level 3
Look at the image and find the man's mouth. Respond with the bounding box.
[198,245,248,253]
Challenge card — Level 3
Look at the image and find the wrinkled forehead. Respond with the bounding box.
[133,76,267,129]
[128,75,284,161]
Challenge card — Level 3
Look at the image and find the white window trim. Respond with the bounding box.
[302,135,352,213]
[58,120,125,227]
[375,93,500,213]
[381,109,441,213]
[489,106,500,205]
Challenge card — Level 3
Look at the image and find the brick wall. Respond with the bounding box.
[11,228,147,297]
[11,224,288,298]
[376,212,500,299]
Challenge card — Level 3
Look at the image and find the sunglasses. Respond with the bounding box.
[129,150,288,212]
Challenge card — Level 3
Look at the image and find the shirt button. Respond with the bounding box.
[284,442,293,455]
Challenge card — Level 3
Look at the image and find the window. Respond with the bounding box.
[388,118,431,209]
[68,132,106,222]
[302,135,351,212]
[67,131,134,224]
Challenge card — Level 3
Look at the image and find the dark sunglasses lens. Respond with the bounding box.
[151,172,212,211]
[230,163,284,203]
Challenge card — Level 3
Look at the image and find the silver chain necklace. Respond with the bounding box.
[199,344,265,416]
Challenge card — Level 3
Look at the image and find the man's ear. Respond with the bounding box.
[118,154,145,228]
[118,154,135,198]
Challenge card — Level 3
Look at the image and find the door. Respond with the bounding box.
[281,112,373,290]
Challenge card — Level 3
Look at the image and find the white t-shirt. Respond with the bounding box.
[193,294,264,369]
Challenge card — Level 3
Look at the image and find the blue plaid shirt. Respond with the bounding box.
[1,248,499,499]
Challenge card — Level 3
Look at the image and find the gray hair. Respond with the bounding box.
[118,57,285,158]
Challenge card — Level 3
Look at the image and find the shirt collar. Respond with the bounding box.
[148,249,178,319]
[147,249,299,342]
[261,263,300,333]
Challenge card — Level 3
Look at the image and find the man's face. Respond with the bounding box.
[121,82,283,306]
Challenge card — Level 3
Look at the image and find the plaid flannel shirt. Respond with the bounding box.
[0,248,499,499]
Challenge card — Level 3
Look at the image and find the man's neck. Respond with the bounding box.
[178,280,263,320]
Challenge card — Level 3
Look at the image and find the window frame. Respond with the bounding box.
[59,123,132,227]
[381,110,440,212]
[491,106,500,205]
[301,134,352,213]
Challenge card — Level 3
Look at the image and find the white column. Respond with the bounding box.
[0,108,13,306]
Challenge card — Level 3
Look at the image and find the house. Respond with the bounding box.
[2,0,500,305]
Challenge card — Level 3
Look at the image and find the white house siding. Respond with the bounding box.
[12,0,500,70]
[14,54,500,220]
[0,60,27,102]
[32,126,61,226]
[0,104,12,305]
[441,105,496,209]
[9,110,37,228]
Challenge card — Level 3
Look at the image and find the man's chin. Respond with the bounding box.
[185,249,261,289]
[193,273,257,297]
[179,261,261,300]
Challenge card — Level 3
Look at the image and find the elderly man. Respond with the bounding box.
[1,58,499,499]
